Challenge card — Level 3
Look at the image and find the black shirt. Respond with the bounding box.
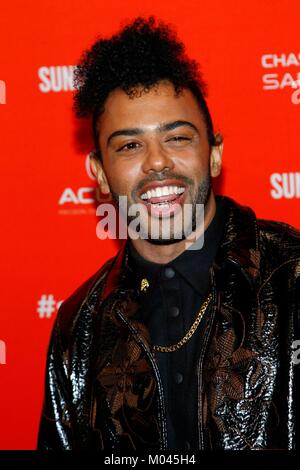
[128,197,226,449]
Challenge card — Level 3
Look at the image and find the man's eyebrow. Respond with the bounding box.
[107,128,143,146]
[107,120,199,146]
[159,120,199,134]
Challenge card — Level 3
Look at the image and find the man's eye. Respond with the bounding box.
[117,142,140,152]
[168,136,191,143]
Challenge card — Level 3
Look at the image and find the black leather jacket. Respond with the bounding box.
[37,195,300,450]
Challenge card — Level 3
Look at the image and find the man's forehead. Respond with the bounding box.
[104,82,196,108]
[98,83,203,130]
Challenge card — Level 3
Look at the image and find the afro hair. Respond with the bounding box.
[73,16,216,155]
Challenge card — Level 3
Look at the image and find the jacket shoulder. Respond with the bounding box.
[56,256,114,338]
[257,218,300,264]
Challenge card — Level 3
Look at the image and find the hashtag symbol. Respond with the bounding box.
[37,294,56,318]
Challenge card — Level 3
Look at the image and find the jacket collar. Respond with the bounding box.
[101,195,261,300]
[101,239,129,300]
[215,195,261,288]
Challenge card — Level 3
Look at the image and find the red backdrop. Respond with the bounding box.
[0,0,299,450]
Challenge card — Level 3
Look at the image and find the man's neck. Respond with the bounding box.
[130,191,217,265]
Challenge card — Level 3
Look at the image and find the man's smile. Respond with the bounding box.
[136,179,188,217]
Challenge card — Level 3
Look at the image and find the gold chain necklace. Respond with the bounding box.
[153,293,213,353]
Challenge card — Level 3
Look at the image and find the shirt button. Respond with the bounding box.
[169,306,180,318]
[163,267,175,279]
[174,372,183,384]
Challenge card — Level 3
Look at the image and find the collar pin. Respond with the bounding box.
[140,278,149,292]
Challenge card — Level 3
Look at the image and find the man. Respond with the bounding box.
[38,17,300,451]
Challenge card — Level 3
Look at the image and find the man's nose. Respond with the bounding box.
[142,142,174,173]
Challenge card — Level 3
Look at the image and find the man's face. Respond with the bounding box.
[93,81,222,242]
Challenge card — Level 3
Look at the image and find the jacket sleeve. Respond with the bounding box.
[37,317,73,450]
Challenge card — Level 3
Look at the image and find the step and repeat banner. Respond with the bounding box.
[0,0,299,449]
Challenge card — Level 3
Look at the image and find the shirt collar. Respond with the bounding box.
[128,197,226,296]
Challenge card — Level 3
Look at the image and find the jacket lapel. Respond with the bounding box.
[203,197,278,449]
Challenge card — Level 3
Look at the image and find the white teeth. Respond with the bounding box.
[176,187,185,195]
[140,185,185,200]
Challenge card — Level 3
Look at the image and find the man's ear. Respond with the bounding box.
[89,152,111,194]
[210,134,223,178]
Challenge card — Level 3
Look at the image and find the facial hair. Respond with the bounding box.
[110,170,211,244]
[148,172,211,245]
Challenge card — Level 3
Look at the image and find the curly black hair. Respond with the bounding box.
[73,17,217,158]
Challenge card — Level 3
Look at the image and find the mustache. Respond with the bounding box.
[133,171,194,196]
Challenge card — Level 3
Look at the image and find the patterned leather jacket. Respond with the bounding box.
[37,195,300,450]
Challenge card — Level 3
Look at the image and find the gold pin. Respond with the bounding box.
[140,278,149,292]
